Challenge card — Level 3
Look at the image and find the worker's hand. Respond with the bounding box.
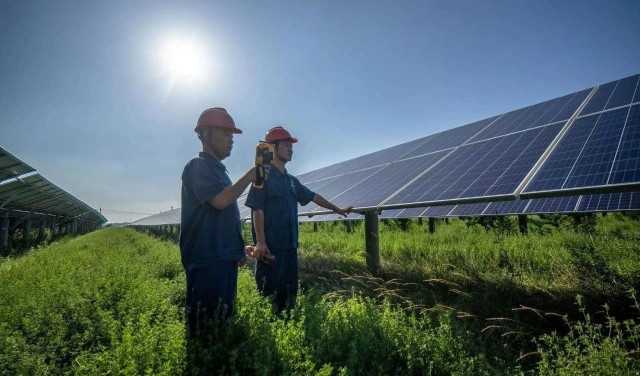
[335,206,353,218]
[247,243,275,265]
[248,166,270,183]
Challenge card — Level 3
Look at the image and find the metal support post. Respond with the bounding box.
[0,211,8,251]
[364,211,380,275]
[23,214,32,249]
[38,217,46,244]
[518,215,528,235]
[428,217,436,234]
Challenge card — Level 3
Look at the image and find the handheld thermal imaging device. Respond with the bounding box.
[254,142,275,188]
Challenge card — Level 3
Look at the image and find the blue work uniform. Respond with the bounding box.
[245,167,315,313]
[180,152,245,336]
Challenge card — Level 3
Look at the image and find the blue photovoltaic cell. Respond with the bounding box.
[388,123,562,204]
[297,155,372,184]
[480,122,563,196]
[526,106,631,192]
[609,104,640,184]
[400,116,498,159]
[386,140,494,204]
[303,175,342,194]
[302,167,384,213]
[525,196,578,214]
[423,205,455,217]
[528,92,579,128]
[470,106,537,141]
[331,151,447,208]
[355,136,432,170]
[548,89,592,124]
[379,209,408,219]
[562,107,630,189]
[604,75,639,110]
[484,200,530,215]
[580,80,618,115]
[578,192,640,212]
[449,202,489,216]
[298,136,433,184]
[388,207,427,218]
[470,89,590,142]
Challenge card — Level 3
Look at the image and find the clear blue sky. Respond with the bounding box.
[1,0,638,223]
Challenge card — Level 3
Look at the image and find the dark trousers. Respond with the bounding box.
[185,262,238,337]
[255,248,298,314]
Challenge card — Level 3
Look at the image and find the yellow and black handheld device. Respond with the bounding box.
[254,141,275,188]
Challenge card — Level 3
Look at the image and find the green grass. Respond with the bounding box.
[1,214,639,374]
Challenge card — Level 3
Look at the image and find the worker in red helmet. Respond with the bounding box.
[180,107,262,338]
[245,126,352,314]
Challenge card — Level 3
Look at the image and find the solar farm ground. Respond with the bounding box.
[1,213,639,375]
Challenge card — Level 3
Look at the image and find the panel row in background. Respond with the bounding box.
[1,144,106,225]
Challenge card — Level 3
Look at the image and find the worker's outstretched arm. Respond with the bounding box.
[208,167,257,210]
[312,194,353,217]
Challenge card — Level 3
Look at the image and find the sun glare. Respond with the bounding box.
[156,35,210,90]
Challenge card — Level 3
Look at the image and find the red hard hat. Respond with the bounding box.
[195,107,242,134]
[265,126,298,143]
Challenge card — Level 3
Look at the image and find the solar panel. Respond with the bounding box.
[353,136,434,170]
[608,104,640,184]
[525,196,579,214]
[322,151,448,209]
[577,191,640,212]
[387,122,564,205]
[484,200,530,216]
[525,104,638,194]
[604,74,640,110]
[422,205,456,217]
[449,202,489,216]
[469,89,591,142]
[579,74,639,115]
[301,167,385,213]
[580,80,619,115]
[400,116,498,159]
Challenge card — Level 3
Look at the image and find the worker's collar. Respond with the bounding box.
[269,166,288,177]
[199,152,227,171]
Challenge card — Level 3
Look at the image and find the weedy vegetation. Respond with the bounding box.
[1,213,639,374]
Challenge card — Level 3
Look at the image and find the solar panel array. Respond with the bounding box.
[0,145,106,225]
[133,74,640,227]
[245,74,640,220]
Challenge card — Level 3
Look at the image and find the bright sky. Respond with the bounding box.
[1,0,638,223]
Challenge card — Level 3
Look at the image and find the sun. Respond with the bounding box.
[156,35,210,90]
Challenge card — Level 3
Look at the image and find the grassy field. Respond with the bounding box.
[1,213,639,374]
